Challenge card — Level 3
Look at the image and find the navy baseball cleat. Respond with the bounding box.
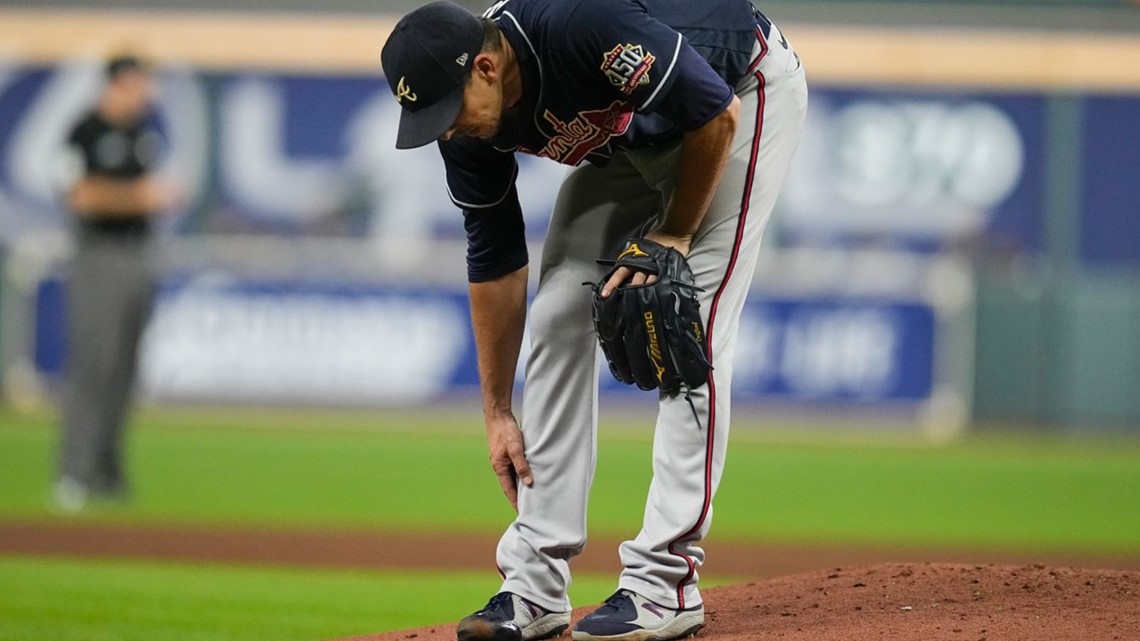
[571,590,704,641]
[457,592,571,641]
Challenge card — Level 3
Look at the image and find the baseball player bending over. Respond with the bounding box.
[381,1,807,639]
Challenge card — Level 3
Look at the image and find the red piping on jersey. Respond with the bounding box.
[667,34,769,611]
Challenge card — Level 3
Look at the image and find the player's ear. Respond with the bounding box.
[472,54,497,82]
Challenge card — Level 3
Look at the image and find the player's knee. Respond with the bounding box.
[528,291,593,347]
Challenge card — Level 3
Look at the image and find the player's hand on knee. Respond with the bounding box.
[485,413,532,512]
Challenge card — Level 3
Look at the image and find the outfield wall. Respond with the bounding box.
[3,8,1140,88]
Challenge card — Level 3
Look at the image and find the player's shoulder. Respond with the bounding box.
[523,0,675,50]
[68,110,105,144]
[482,0,594,19]
[483,0,600,37]
[550,0,643,30]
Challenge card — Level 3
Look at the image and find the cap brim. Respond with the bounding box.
[395,84,465,149]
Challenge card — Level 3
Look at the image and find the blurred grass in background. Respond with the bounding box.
[3,405,1139,553]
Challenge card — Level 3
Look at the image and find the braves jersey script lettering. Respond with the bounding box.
[536,101,634,166]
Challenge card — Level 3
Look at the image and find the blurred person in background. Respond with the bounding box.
[53,54,179,513]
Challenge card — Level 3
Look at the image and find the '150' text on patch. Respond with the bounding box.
[602,43,655,95]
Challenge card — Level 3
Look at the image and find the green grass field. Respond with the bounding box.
[0,556,621,641]
[2,404,1139,641]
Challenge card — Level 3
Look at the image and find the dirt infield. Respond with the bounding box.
[3,520,1140,579]
[2,521,1138,640]
[342,564,1140,641]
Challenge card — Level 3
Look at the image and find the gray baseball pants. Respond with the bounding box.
[58,229,156,493]
[497,25,808,612]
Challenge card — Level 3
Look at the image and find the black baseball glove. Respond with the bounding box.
[587,238,712,397]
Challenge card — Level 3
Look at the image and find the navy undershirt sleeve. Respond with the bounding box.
[653,43,735,131]
[463,191,528,283]
[438,138,529,283]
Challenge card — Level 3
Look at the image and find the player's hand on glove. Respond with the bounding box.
[600,230,692,298]
[588,237,712,398]
[484,412,532,512]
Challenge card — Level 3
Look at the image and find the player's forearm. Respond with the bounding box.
[660,95,741,239]
[468,266,529,421]
[68,176,161,216]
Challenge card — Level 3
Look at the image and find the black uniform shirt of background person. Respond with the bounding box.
[67,109,163,236]
[437,0,775,282]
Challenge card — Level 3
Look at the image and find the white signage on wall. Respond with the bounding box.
[781,97,1025,239]
[139,279,470,404]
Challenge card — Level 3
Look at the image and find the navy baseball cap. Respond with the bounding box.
[381,1,484,149]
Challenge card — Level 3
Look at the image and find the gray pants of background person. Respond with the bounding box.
[58,228,156,496]
[495,26,808,613]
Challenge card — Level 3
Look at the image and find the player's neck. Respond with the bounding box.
[498,33,523,109]
[97,96,136,127]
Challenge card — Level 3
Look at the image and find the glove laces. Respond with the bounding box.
[682,386,704,431]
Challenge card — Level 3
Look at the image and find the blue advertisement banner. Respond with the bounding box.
[33,276,935,407]
[729,297,934,403]
[0,64,563,244]
[780,87,1047,254]
[1081,95,1140,268]
[2,63,1048,258]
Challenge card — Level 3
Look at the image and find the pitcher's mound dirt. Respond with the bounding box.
[340,563,1140,641]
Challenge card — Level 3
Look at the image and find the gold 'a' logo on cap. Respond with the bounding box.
[396,76,417,103]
